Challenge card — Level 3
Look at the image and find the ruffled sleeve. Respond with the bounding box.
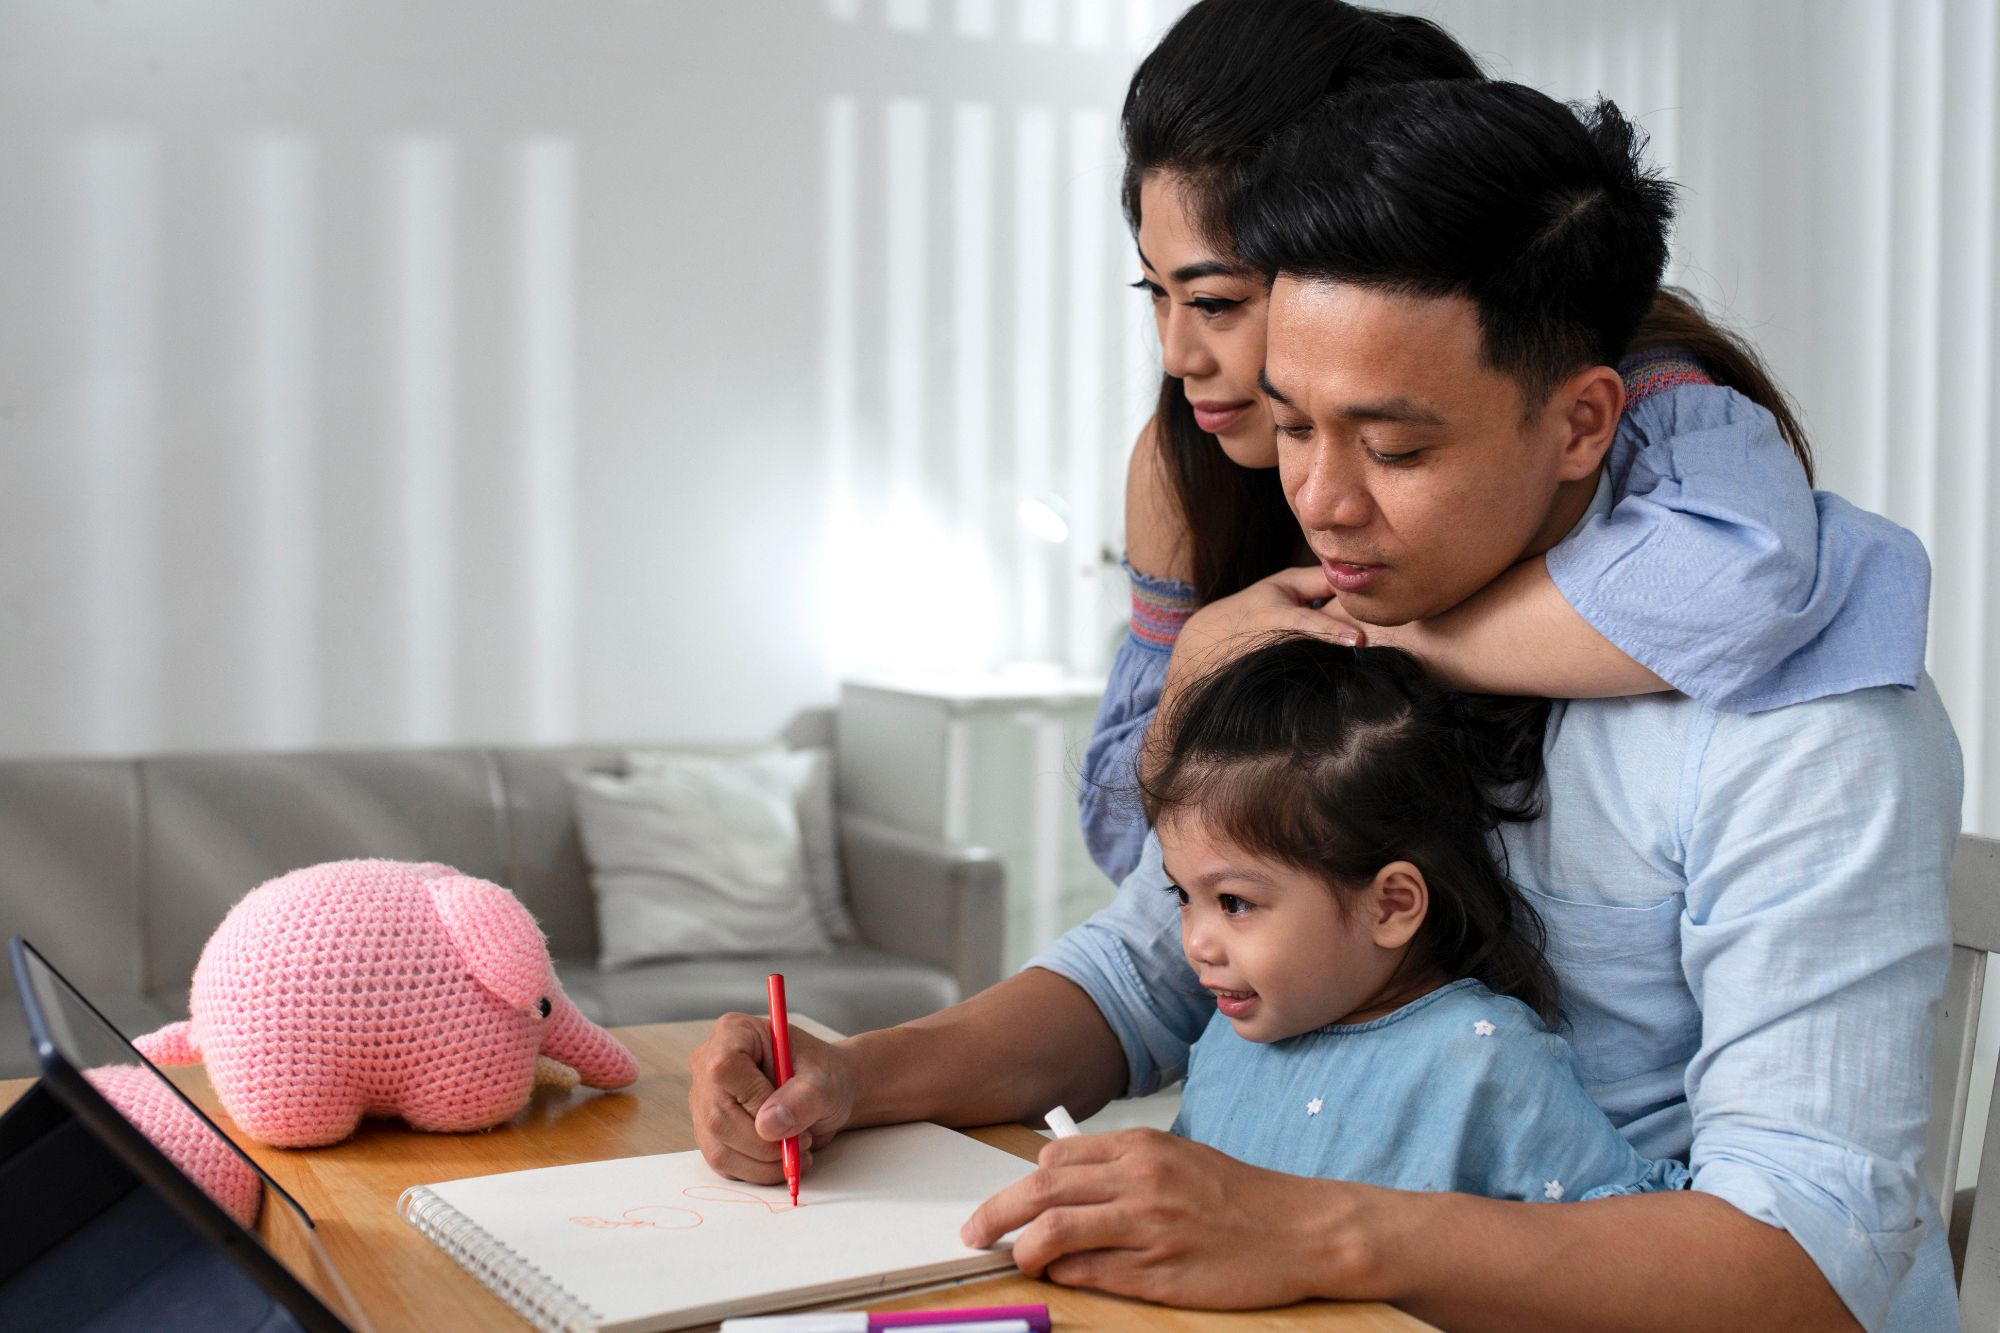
[1077,563,1195,884]
[1547,355,1930,712]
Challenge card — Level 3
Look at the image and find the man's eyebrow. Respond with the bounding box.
[1256,373,1445,427]
[1338,397,1446,427]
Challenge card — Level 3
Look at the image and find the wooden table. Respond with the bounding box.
[1,1020,1432,1332]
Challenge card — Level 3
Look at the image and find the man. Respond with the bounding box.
[690,81,1959,1331]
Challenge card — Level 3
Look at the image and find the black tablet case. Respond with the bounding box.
[0,1075,309,1332]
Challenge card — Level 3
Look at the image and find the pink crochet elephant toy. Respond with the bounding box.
[136,859,639,1148]
[89,1061,263,1230]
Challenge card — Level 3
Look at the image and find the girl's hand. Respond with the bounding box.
[960,1128,1382,1309]
[687,1012,856,1184]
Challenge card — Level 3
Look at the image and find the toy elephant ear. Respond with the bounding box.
[428,874,551,1012]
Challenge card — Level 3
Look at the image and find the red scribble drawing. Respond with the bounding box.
[569,1205,704,1231]
[682,1184,797,1214]
[567,1184,800,1234]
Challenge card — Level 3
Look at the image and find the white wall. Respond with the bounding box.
[3,0,1993,841]
[0,0,1170,757]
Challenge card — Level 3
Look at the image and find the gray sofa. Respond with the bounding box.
[0,718,1005,1080]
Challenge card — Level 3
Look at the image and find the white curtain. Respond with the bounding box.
[1,0,1992,846]
[0,1,1174,756]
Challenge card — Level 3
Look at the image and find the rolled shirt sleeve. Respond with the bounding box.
[1678,678,1962,1329]
[1078,563,1192,884]
[1547,384,1930,713]
[1025,831,1213,1097]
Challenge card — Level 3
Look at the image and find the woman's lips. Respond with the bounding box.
[1321,557,1383,594]
[1191,401,1252,435]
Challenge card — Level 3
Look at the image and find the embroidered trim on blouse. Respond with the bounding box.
[1128,564,1199,649]
[1620,348,1714,405]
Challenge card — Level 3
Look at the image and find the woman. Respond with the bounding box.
[1084,0,1928,884]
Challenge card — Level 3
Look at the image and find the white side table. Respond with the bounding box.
[836,670,1110,970]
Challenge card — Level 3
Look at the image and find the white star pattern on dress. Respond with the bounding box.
[1473,1019,1496,1037]
[1543,1180,1564,1201]
[1306,1096,1324,1117]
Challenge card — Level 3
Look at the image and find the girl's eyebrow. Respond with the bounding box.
[1168,861,1279,890]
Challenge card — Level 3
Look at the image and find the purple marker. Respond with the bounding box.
[719,1304,1052,1333]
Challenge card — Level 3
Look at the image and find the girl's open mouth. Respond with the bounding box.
[1209,986,1258,1019]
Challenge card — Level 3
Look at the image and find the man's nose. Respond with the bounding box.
[1287,439,1373,531]
[1158,306,1218,382]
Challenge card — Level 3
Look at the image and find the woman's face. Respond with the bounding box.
[1134,171,1276,468]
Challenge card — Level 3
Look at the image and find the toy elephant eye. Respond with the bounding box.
[536,997,552,1019]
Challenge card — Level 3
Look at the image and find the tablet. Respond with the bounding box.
[1,936,372,1332]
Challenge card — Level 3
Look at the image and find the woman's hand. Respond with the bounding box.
[1161,565,1358,709]
[686,1012,857,1184]
[959,1129,1382,1310]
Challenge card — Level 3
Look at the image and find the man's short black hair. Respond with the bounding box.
[1231,80,1676,405]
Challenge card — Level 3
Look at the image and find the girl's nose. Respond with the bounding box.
[1181,914,1223,967]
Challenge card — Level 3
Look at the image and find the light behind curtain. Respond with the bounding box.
[0,0,1173,757]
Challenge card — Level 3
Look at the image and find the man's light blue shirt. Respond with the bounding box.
[1035,474,1964,1330]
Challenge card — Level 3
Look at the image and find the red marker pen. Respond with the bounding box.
[766,972,800,1207]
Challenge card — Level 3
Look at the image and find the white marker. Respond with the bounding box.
[1043,1104,1081,1138]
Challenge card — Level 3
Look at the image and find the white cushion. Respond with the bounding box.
[570,750,835,968]
[627,746,856,943]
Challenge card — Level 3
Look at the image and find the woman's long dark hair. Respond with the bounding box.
[1630,287,1813,483]
[1122,0,1479,604]
[1142,635,1560,1025]
[1122,0,1814,601]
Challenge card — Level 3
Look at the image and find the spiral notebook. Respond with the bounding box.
[396,1122,1037,1333]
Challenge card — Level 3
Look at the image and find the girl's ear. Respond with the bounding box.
[1367,861,1428,949]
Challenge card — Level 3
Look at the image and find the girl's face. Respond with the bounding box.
[1159,812,1431,1042]
[1134,171,1276,468]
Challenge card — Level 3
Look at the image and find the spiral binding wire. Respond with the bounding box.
[398,1185,606,1333]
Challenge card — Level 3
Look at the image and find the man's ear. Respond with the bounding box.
[1549,364,1625,482]
[1366,861,1428,949]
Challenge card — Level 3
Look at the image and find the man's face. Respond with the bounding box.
[1263,278,1592,626]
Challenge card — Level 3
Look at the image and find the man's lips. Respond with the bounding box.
[1190,400,1253,435]
[1320,556,1384,594]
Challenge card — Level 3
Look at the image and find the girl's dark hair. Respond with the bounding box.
[1121,0,1481,604]
[1121,0,1814,602]
[1141,635,1560,1026]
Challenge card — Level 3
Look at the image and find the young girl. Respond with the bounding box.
[1148,633,1687,1202]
